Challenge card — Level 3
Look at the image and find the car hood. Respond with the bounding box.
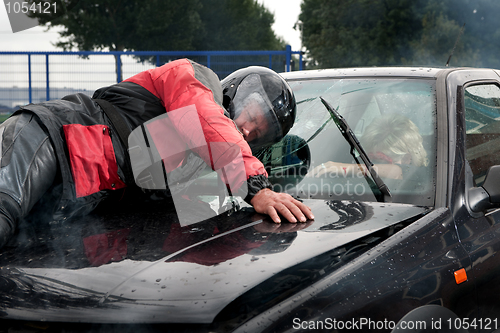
[0,199,429,324]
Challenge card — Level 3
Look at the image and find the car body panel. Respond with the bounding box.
[3,66,500,332]
[233,207,477,332]
[0,199,427,324]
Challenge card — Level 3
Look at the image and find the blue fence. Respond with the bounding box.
[0,45,303,113]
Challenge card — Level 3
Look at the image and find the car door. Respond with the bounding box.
[450,71,500,331]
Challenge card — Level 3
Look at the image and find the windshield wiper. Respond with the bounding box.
[320,97,392,202]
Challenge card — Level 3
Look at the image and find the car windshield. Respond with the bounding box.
[254,78,437,206]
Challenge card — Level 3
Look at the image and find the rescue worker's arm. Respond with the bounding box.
[126,59,313,223]
[128,59,264,182]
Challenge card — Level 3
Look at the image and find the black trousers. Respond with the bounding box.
[0,112,58,248]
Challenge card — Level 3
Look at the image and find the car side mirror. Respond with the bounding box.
[469,165,500,212]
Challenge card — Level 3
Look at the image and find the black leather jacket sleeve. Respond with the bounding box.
[244,174,273,204]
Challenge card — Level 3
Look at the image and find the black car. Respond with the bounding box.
[2,67,500,333]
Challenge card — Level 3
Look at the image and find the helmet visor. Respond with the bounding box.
[232,74,282,152]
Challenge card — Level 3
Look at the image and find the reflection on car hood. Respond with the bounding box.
[0,199,429,324]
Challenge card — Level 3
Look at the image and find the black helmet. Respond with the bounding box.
[221,66,297,152]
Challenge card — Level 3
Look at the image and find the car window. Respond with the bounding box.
[464,83,500,186]
[256,78,437,206]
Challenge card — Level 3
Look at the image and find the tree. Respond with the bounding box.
[33,0,203,52]
[194,0,285,50]
[31,0,283,81]
[34,0,283,51]
[299,0,500,69]
[299,0,424,68]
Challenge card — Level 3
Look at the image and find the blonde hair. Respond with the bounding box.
[361,114,428,167]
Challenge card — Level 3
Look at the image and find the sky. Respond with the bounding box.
[256,0,303,51]
[0,0,303,51]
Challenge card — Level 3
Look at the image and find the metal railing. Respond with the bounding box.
[0,45,303,112]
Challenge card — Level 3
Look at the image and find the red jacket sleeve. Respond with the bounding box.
[124,59,268,186]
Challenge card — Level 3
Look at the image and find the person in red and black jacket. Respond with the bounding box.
[0,59,313,250]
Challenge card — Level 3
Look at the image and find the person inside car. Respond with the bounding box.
[310,114,428,179]
[0,59,314,250]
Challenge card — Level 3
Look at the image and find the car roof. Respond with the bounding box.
[280,66,499,80]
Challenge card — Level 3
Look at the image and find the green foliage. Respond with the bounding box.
[300,0,500,68]
[34,0,284,52]
[195,0,285,50]
[0,114,11,124]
